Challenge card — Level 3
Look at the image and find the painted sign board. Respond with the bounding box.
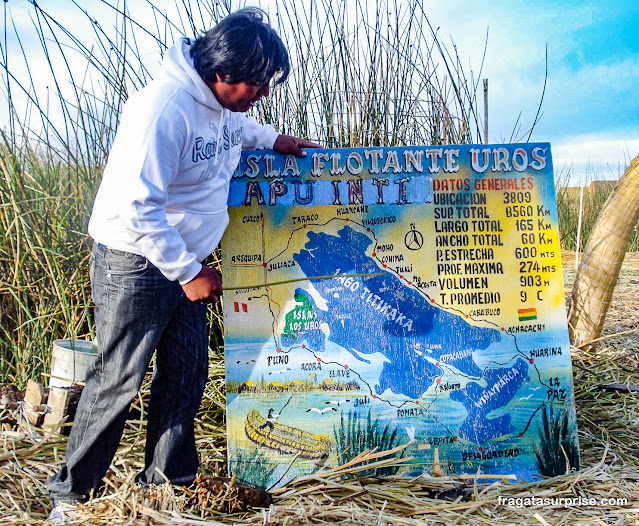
[221,143,579,488]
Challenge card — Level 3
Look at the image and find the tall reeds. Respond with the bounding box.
[261,0,485,146]
[229,447,278,488]
[332,409,405,477]
[0,137,95,384]
[0,0,523,385]
[555,175,639,252]
[533,404,579,477]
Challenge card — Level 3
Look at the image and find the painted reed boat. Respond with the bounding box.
[244,409,332,459]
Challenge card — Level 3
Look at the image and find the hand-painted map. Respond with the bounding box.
[222,144,579,488]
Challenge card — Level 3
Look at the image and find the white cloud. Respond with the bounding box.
[551,134,639,184]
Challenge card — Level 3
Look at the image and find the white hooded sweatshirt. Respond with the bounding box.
[88,37,279,284]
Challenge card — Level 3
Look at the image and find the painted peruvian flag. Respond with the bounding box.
[234,302,248,313]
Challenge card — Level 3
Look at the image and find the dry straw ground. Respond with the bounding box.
[1,253,639,525]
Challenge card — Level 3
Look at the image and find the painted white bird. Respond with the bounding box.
[306,407,337,414]
[268,368,291,375]
[404,426,416,443]
[518,394,534,401]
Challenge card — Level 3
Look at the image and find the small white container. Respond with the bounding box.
[49,339,98,387]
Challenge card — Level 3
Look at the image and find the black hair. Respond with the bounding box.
[190,7,290,86]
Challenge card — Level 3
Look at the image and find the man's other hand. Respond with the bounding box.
[273,135,321,157]
[182,265,222,303]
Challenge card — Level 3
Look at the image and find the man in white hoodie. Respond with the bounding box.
[47,8,317,520]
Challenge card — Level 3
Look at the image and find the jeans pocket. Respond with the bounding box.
[104,249,150,276]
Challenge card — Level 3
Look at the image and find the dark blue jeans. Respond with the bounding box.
[47,243,208,504]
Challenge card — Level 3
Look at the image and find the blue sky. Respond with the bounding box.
[3,0,638,184]
[424,0,639,182]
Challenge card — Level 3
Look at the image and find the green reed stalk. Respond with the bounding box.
[555,168,638,252]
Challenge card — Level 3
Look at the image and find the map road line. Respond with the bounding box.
[223,272,385,291]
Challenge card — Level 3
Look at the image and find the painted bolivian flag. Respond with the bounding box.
[518,308,537,321]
